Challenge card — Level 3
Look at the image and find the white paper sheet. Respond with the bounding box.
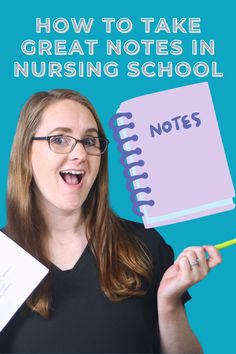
[0,231,49,332]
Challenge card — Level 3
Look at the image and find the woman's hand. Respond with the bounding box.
[157,245,221,353]
[158,245,222,305]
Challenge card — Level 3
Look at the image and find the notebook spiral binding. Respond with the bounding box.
[109,112,155,216]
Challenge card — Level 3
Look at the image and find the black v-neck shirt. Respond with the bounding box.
[0,220,191,353]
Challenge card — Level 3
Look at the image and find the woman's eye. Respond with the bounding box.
[83,137,96,146]
[51,136,68,145]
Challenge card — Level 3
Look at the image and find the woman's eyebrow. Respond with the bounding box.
[48,127,72,135]
[85,128,99,135]
[47,127,99,135]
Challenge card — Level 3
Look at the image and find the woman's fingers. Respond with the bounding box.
[176,245,222,285]
[177,256,192,281]
[203,245,222,269]
[159,245,222,303]
[181,245,222,270]
[189,247,209,276]
[180,250,203,277]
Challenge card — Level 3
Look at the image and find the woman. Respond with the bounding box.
[0,89,221,353]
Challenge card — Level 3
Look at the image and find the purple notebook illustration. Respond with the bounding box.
[110,82,235,228]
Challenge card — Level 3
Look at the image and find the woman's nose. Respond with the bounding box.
[69,141,87,161]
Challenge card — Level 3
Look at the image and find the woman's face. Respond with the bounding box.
[31,99,101,215]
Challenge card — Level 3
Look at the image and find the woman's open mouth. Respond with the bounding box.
[59,170,85,186]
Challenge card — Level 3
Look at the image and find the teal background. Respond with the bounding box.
[1,1,235,353]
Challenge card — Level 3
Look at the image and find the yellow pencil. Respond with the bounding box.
[214,238,236,250]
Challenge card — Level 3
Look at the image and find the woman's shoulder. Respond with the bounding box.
[121,218,173,259]
[121,219,174,286]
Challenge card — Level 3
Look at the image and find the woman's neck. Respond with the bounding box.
[39,204,88,270]
[39,202,86,244]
